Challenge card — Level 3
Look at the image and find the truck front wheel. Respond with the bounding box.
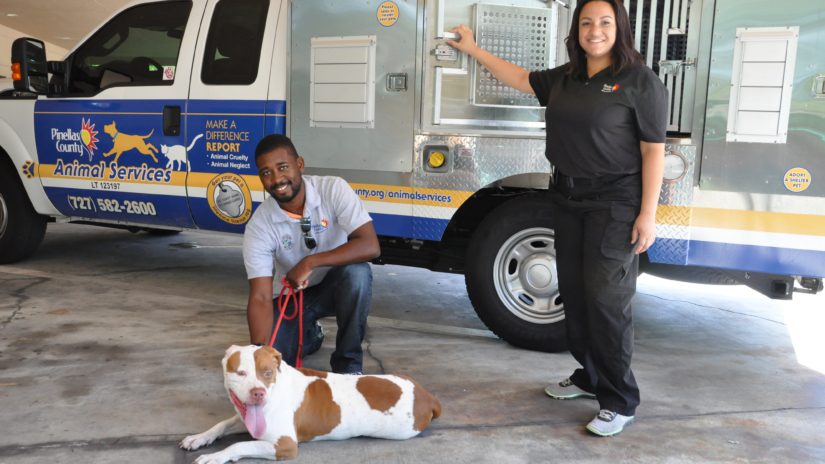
[0,163,47,264]
[465,194,567,352]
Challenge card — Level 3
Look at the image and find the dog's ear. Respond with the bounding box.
[273,350,282,370]
[224,344,242,357]
[257,345,283,370]
[221,345,242,365]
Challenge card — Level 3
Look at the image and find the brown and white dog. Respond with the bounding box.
[180,345,441,463]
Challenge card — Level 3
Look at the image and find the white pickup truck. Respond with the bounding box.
[2,0,823,352]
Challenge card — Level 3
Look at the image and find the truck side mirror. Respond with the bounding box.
[11,38,49,94]
[47,60,69,95]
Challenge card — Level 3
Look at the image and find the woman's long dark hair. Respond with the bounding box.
[564,0,642,78]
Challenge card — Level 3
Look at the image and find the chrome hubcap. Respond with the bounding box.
[492,227,564,324]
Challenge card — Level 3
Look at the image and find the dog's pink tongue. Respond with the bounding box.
[244,404,267,439]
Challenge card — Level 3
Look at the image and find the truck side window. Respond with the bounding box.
[201,0,269,86]
[68,1,192,95]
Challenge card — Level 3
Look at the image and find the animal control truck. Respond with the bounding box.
[1,0,823,352]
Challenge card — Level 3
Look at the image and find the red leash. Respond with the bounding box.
[268,278,304,368]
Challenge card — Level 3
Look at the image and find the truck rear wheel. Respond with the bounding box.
[465,194,567,352]
[0,163,47,264]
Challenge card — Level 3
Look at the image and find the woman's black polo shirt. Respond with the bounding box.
[529,63,668,179]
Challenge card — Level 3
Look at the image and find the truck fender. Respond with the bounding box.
[441,172,551,244]
[0,118,61,217]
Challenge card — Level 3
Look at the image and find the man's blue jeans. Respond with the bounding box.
[271,263,371,374]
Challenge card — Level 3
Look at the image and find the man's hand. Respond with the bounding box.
[285,257,314,290]
[284,222,380,291]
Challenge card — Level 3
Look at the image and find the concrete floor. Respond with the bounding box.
[1,223,824,464]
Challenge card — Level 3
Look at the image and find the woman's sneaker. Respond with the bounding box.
[544,378,596,400]
[585,409,634,436]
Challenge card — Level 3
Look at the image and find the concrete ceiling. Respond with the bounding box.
[0,0,131,48]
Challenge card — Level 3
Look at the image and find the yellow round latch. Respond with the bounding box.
[428,151,446,168]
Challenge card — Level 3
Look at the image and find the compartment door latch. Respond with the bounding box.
[386,73,407,92]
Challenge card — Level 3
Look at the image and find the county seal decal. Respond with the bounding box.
[207,173,253,224]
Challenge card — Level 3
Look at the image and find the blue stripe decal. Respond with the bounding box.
[266,100,287,114]
[266,113,286,135]
[370,213,414,239]
[647,238,689,265]
[264,99,287,135]
[413,217,450,241]
[651,238,825,277]
[370,213,449,241]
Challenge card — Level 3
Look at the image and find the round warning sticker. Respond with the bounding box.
[783,167,812,193]
[207,173,253,224]
[377,1,399,27]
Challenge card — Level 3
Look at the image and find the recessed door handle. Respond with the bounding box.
[163,105,181,136]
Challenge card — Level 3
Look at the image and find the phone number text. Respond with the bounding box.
[67,195,157,216]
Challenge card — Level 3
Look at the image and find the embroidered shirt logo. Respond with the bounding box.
[281,236,294,250]
[601,83,620,93]
[313,218,330,234]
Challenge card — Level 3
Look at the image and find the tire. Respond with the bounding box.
[465,194,567,352]
[0,162,47,264]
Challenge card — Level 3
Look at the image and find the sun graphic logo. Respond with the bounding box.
[80,118,99,161]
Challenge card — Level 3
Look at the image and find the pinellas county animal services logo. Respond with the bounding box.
[51,118,100,161]
[207,172,253,225]
[601,83,620,93]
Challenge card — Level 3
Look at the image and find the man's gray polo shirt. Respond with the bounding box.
[243,175,372,292]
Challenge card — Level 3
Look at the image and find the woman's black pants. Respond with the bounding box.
[551,172,642,416]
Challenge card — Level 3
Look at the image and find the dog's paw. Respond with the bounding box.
[193,452,228,464]
[180,432,217,451]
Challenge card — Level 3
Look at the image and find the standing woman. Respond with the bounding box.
[449,0,667,436]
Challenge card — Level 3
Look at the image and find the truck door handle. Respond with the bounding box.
[163,105,181,136]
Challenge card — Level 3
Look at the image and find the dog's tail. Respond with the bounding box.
[142,128,155,139]
[431,394,442,420]
[400,375,442,430]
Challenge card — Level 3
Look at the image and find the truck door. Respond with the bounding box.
[185,0,278,233]
[33,1,204,228]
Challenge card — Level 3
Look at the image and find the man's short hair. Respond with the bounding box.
[255,134,299,160]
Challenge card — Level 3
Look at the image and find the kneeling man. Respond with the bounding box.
[243,134,380,374]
